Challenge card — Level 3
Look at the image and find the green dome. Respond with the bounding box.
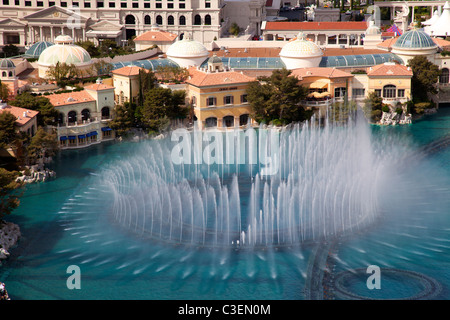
[0,58,15,69]
[393,29,437,49]
[25,41,54,58]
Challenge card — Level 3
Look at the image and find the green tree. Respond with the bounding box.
[25,127,58,165]
[137,69,157,107]
[0,111,17,149]
[2,44,20,58]
[140,88,187,134]
[76,40,100,57]
[9,92,58,127]
[246,68,310,125]
[363,91,385,123]
[45,62,79,85]
[229,22,241,36]
[407,55,440,102]
[0,168,22,219]
[108,102,135,137]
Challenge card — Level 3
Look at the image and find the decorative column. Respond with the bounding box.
[39,26,43,41]
[50,26,54,42]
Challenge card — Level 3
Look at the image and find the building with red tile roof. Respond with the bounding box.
[0,102,38,137]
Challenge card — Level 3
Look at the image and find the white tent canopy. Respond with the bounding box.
[422,10,440,26]
[427,1,450,37]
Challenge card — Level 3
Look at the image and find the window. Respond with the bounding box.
[239,114,249,126]
[223,116,234,128]
[352,88,365,97]
[121,2,127,7]
[3,0,9,5]
[144,2,149,7]
[334,87,346,98]
[156,15,163,25]
[168,15,174,25]
[241,94,248,103]
[397,89,405,98]
[132,2,138,8]
[125,15,135,24]
[204,14,211,25]
[60,1,67,6]
[179,15,186,25]
[383,85,396,98]
[223,95,234,105]
[101,107,110,119]
[440,68,449,84]
[374,89,382,97]
[194,14,201,25]
[14,0,19,4]
[84,1,90,7]
[168,2,173,8]
[156,2,161,8]
[25,0,31,5]
[73,2,79,6]
[68,111,77,124]
[205,1,210,8]
[97,1,104,7]
[81,109,90,122]
[144,15,151,25]
[205,117,217,128]
[179,3,185,8]
[109,2,115,7]
[207,97,216,106]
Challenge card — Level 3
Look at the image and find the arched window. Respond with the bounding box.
[194,14,201,25]
[81,109,90,122]
[125,15,136,25]
[144,15,151,25]
[179,15,186,26]
[156,15,163,25]
[383,84,396,98]
[168,15,174,25]
[204,14,211,25]
[440,68,449,84]
[8,71,13,77]
[101,107,110,119]
[239,114,249,126]
[205,117,217,128]
[223,116,234,127]
[68,111,77,124]
[57,112,64,125]
[1,71,6,77]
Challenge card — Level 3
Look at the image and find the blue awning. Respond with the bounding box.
[78,134,86,139]
[90,131,98,136]
[86,132,91,137]
[68,136,76,140]
[101,127,112,132]
[60,136,67,141]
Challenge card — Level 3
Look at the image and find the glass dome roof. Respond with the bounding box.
[25,41,54,58]
[0,58,15,69]
[393,29,437,49]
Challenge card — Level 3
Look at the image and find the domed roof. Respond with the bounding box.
[365,21,381,35]
[0,58,15,69]
[38,39,92,67]
[166,34,209,58]
[54,34,74,45]
[279,32,323,58]
[25,41,54,58]
[393,28,437,49]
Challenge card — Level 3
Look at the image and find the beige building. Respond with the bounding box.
[0,1,227,48]
[46,79,115,149]
[0,102,38,138]
[111,65,146,105]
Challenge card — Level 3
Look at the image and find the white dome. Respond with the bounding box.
[280,32,323,59]
[166,34,209,68]
[38,43,92,67]
[166,35,209,58]
[279,32,323,70]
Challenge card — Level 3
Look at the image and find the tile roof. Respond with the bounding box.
[0,104,39,126]
[46,90,96,107]
[111,66,145,77]
[84,83,114,91]
[291,67,353,79]
[264,21,368,31]
[186,67,257,87]
[367,63,413,77]
[134,30,178,42]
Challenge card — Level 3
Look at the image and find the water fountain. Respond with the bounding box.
[100,112,386,249]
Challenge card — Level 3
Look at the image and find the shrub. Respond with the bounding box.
[395,107,403,115]
[382,105,390,113]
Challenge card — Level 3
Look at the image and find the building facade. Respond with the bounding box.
[0,0,226,48]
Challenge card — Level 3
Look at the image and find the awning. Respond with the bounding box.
[90,131,98,136]
[101,127,112,132]
[60,136,68,141]
[309,81,328,89]
[78,134,86,139]
[68,136,76,140]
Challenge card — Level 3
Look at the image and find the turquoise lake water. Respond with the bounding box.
[1,107,449,300]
